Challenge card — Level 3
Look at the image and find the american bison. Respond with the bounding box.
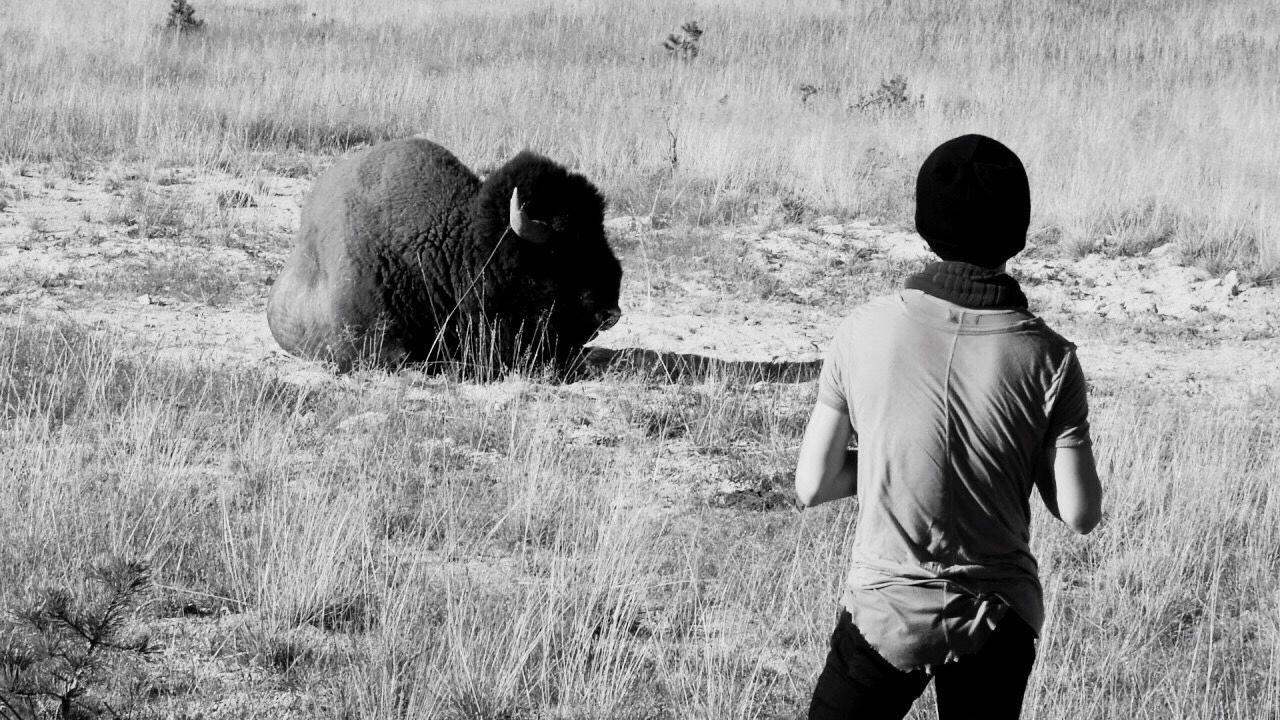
[266,137,622,372]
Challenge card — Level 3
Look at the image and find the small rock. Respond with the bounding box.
[886,241,932,262]
[1148,243,1178,258]
[1158,299,1195,319]
[1222,270,1240,297]
[216,189,257,208]
[791,287,820,303]
[603,215,653,232]
[337,411,391,435]
[181,603,216,617]
[779,227,822,242]
[1124,297,1159,315]
[1068,299,1096,315]
[135,294,151,305]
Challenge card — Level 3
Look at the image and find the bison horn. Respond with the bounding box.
[509,187,553,244]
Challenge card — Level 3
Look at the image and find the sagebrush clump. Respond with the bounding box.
[851,75,923,113]
[663,21,703,61]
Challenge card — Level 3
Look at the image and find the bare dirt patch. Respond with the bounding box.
[1,162,1277,399]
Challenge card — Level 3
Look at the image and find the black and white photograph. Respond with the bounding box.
[0,1,1277,718]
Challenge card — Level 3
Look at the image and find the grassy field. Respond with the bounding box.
[0,324,1276,718]
[2,0,1280,274]
[3,1,1280,718]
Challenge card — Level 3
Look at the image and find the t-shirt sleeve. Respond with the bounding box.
[816,337,849,413]
[1045,350,1091,448]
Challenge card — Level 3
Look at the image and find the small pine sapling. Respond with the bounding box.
[0,559,157,720]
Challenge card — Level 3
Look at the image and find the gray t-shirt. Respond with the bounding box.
[817,289,1091,671]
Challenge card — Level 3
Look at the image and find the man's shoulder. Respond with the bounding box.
[1020,316,1079,355]
[835,293,907,330]
[833,292,1083,363]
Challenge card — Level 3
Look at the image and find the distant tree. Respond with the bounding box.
[164,0,205,34]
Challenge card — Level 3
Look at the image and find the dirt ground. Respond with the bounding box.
[1,162,1277,399]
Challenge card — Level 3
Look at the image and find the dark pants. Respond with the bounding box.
[808,610,1036,720]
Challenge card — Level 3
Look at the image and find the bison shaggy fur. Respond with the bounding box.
[267,137,622,371]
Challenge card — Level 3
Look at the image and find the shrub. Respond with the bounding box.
[851,74,924,113]
[663,21,703,61]
[164,0,205,34]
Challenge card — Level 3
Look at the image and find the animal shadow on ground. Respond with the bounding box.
[574,346,822,384]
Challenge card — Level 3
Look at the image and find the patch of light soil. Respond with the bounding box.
[1,163,1276,400]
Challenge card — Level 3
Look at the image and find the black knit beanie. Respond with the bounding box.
[914,134,1030,268]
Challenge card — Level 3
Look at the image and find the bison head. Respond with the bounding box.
[471,151,622,359]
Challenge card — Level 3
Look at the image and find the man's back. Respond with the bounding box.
[815,289,1091,670]
[821,290,1088,572]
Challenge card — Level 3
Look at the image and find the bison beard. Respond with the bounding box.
[266,137,622,374]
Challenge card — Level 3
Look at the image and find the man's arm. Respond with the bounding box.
[794,402,857,508]
[1035,445,1103,534]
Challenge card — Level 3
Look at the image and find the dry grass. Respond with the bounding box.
[2,2,1278,716]
[1,0,1279,272]
[0,322,1275,718]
